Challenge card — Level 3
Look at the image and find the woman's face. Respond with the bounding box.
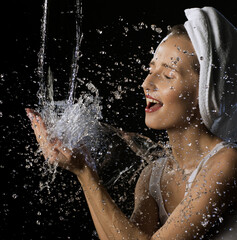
[142,35,200,130]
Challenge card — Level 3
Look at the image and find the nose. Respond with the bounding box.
[142,74,150,90]
[142,74,157,92]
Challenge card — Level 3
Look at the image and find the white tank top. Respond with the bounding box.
[149,141,237,239]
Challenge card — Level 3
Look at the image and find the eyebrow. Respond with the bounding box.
[149,61,178,72]
[149,60,155,66]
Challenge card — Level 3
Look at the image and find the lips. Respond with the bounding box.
[145,94,163,113]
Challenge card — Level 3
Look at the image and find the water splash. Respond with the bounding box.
[34,0,168,191]
[39,80,103,170]
[35,0,98,158]
[35,0,104,185]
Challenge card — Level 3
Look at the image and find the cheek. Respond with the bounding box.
[163,78,198,105]
[162,87,183,106]
[162,87,196,118]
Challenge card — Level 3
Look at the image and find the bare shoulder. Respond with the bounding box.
[216,145,237,161]
[205,146,237,179]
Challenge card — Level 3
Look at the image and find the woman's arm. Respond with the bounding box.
[77,167,152,240]
[77,151,237,240]
[26,109,157,239]
[83,164,160,239]
[86,197,110,240]
[150,150,237,240]
[26,109,237,240]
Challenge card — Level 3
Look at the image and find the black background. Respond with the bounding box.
[1,1,237,239]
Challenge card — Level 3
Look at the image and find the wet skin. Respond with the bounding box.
[26,34,237,239]
[142,35,200,130]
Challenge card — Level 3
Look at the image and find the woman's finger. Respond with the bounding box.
[26,108,48,143]
[26,108,54,161]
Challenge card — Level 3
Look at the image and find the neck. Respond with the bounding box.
[167,120,222,170]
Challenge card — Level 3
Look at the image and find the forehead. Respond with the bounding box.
[152,35,195,69]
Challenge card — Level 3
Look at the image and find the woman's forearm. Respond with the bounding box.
[86,195,110,240]
[77,168,150,240]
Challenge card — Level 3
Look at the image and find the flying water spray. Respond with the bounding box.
[34,0,167,190]
[36,0,103,171]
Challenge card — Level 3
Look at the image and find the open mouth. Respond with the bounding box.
[145,95,163,113]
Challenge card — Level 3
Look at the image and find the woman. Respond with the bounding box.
[26,7,237,239]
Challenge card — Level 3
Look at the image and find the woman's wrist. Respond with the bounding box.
[76,165,100,187]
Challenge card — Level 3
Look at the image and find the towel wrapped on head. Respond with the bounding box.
[184,7,237,143]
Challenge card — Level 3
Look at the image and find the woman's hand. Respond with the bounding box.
[25,108,90,176]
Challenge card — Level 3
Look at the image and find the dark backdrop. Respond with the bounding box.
[1,1,237,239]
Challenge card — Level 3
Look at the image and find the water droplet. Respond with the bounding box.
[124,27,129,33]
[201,219,209,227]
[156,28,162,33]
[151,24,156,30]
[136,58,141,64]
[12,194,18,199]
[223,74,228,80]
[96,29,102,34]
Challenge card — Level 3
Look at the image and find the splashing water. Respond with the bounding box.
[36,0,101,160]
[35,0,107,183]
[39,76,103,171]
[34,0,169,192]
[38,70,167,185]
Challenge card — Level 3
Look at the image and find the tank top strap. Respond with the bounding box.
[184,141,233,196]
[149,157,169,225]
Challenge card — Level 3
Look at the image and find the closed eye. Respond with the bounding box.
[164,75,172,79]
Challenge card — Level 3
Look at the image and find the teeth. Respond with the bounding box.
[147,98,159,104]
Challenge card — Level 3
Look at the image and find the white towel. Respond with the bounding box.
[184,7,237,142]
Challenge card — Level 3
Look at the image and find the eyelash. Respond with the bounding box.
[148,71,174,79]
[164,75,172,79]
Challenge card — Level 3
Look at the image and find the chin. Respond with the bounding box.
[145,116,166,130]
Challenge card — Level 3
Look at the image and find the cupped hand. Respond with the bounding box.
[25,108,90,176]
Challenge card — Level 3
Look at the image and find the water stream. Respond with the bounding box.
[34,0,168,190]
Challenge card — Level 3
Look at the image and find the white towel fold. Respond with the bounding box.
[184,7,237,142]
